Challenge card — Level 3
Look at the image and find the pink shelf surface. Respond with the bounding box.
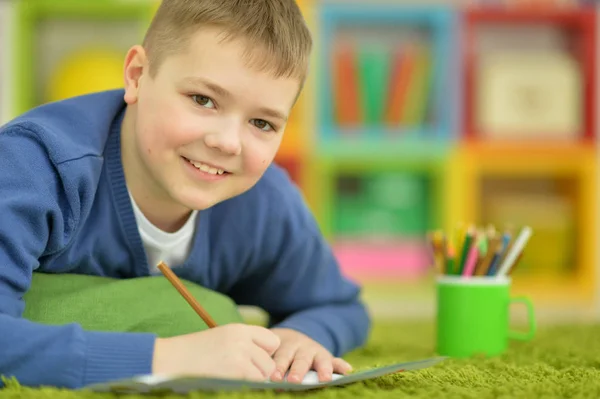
[332,238,432,281]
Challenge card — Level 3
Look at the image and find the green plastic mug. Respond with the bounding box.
[436,275,536,357]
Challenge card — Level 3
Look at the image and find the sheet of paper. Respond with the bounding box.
[82,357,446,394]
[133,370,343,386]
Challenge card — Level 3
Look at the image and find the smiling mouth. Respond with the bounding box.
[182,156,230,175]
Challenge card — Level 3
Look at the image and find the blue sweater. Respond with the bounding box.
[0,90,370,389]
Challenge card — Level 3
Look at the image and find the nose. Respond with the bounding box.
[203,121,242,156]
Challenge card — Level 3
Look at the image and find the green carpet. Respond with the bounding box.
[3,320,600,398]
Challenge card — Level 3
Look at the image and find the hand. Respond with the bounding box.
[268,328,352,383]
[152,323,280,381]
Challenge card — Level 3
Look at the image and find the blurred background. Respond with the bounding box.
[1,0,599,323]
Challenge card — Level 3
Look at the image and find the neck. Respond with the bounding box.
[131,191,193,233]
[120,105,192,233]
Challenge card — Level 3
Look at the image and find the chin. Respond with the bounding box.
[179,197,219,211]
[173,190,232,211]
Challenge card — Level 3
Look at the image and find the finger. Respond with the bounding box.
[286,350,314,383]
[242,364,269,382]
[249,344,277,380]
[248,326,281,356]
[313,352,334,382]
[332,357,353,375]
[270,344,297,382]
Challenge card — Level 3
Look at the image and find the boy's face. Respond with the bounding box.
[122,27,300,214]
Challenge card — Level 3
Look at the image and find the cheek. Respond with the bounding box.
[139,101,192,152]
[242,139,279,175]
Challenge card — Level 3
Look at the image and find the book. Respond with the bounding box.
[83,357,446,394]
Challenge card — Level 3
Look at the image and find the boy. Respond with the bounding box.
[0,0,371,390]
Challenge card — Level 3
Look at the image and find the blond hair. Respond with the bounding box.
[142,0,312,83]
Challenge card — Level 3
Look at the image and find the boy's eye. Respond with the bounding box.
[251,119,274,132]
[191,95,215,109]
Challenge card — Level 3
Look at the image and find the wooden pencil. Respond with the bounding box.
[440,232,448,273]
[157,261,218,328]
[475,234,500,276]
[433,230,445,274]
[508,249,525,276]
[425,231,437,269]
[457,225,475,274]
[446,243,456,275]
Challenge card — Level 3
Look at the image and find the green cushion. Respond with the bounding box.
[22,272,244,337]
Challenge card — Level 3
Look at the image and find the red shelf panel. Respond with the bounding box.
[462,7,596,142]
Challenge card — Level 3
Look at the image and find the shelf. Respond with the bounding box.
[13,0,156,115]
[311,153,451,241]
[315,134,452,161]
[455,141,597,173]
[462,7,596,141]
[318,126,453,142]
[447,144,597,304]
[333,238,432,282]
[317,4,457,141]
[465,7,596,23]
[512,273,596,307]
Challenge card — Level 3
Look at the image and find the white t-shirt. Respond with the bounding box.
[129,193,198,273]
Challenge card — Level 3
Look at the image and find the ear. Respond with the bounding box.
[123,45,148,105]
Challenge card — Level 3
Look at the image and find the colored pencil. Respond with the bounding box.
[446,243,456,275]
[441,232,448,270]
[474,230,488,270]
[475,234,500,276]
[461,233,481,277]
[457,225,475,274]
[434,223,531,278]
[508,250,525,276]
[425,232,437,268]
[427,230,444,273]
[157,261,218,328]
[496,226,533,277]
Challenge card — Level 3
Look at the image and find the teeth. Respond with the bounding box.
[188,159,226,175]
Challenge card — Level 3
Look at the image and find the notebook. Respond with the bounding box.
[83,356,446,394]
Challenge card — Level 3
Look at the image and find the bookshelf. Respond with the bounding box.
[455,5,598,307]
[3,1,598,312]
[309,4,458,283]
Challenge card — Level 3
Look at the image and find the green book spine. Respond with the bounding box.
[358,44,391,125]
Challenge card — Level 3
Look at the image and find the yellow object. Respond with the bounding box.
[46,48,125,103]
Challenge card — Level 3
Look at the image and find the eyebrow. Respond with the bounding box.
[183,77,232,99]
[182,76,288,122]
[257,107,288,123]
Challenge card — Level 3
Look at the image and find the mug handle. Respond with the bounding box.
[507,296,536,341]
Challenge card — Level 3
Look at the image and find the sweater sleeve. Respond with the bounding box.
[227,169,372,357]
[0,127,156,389]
